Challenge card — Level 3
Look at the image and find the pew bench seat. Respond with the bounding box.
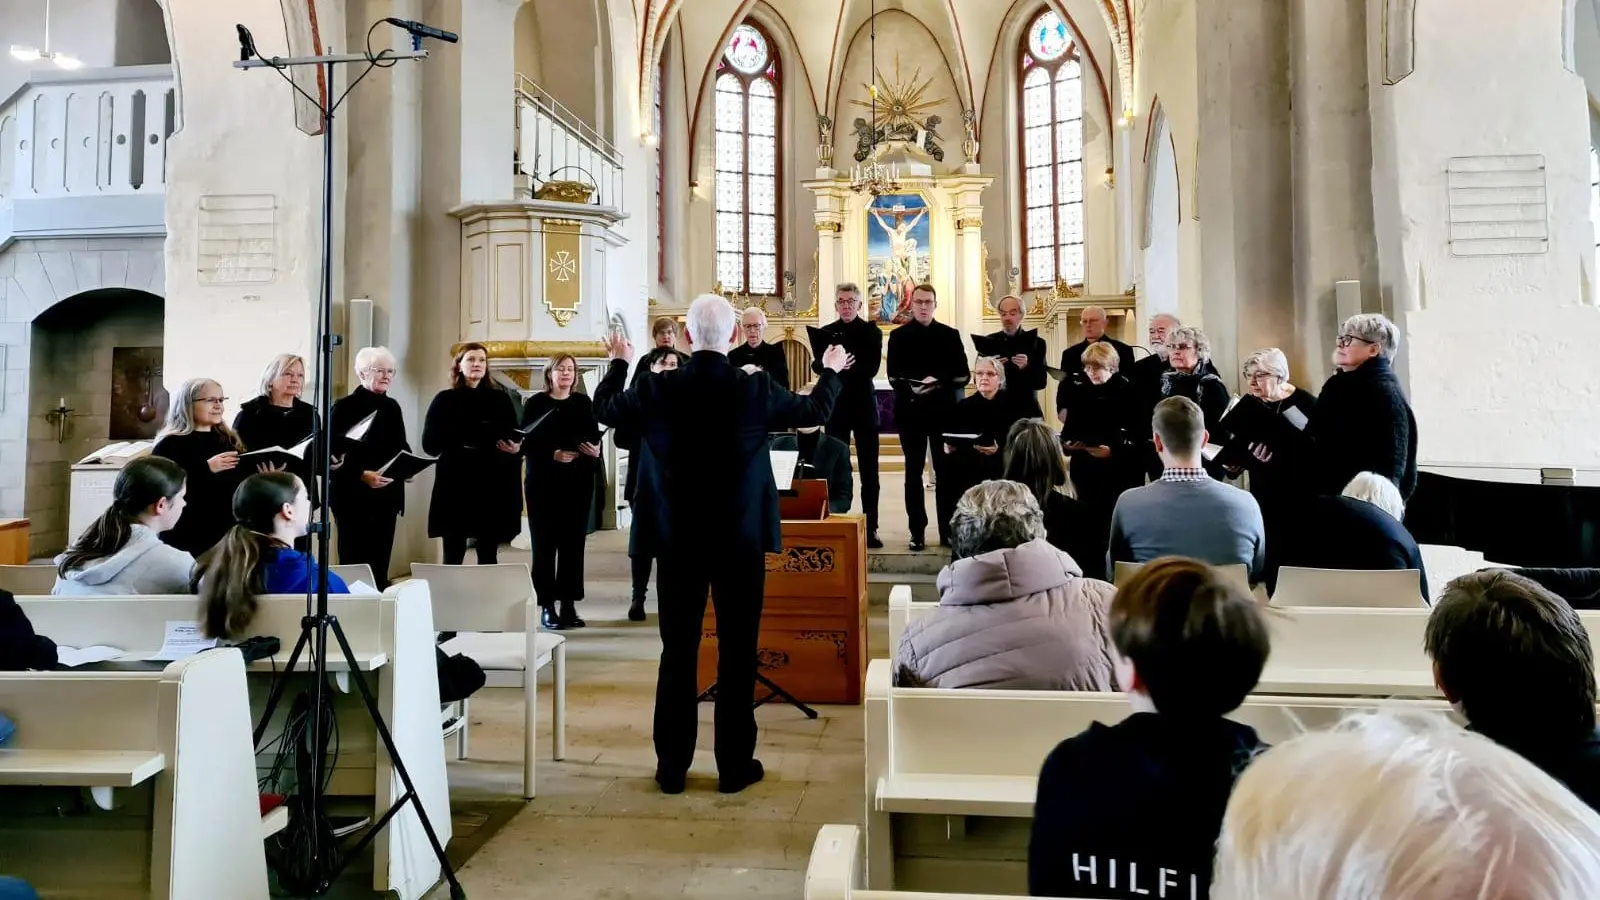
[875,773,1035,818]
[0,748,165,788]
[440,630,562,677]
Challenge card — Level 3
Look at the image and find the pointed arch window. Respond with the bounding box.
[1019,9,1085,290]
[655,55,667,284]
[714,22,781,295]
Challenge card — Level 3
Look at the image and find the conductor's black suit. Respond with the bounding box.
[594,350,842,785]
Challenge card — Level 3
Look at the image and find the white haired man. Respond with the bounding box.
[594,294,851,795]
[728,306,791,387]
[812,282,885,547]
[1308,312,1417,499]
[328,346,409,589]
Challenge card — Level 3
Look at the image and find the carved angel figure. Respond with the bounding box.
[921,115,945,162]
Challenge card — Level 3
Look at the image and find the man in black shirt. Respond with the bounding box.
[886,284,969,551]
[812,283,884,547]
[1058,306,1136,388]
[1426,570,1600,813]
[728,306,791,388]
[976,295,1047,420]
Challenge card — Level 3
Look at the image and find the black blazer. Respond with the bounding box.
[329,386,410,515]
[152,429,243,556]
[728,340,791,390]
[1310,357,1419,499]
[594,351,842,554]
[421,382,523,542]
[1276,494,1429,599]
[1059,337,1137,385]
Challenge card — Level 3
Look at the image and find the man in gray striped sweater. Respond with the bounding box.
[1108,397,1266,582]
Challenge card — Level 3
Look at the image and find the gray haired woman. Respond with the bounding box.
[151,378,242,555]
[1308,313,1418,498]
[1160,326,1231,478]
[895,480,1118,691]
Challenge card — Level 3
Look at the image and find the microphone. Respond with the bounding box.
[236,24,258,62]
[384,17,459,43]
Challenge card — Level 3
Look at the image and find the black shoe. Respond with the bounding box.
[539,606,562,630]
[559,600,587,629]
[718,759,765,794]
[627,599,647,622]
[909,536,926,552]
[867,533,884,550]
[656,769,687,795]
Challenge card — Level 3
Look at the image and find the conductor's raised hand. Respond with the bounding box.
[208,451,239,473]
[821,344,851,372]
[603,331,634,363]
[578,441,602,458]
[496,438,522,454]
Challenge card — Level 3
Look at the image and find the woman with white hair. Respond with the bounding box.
[151,377,243,555]
[1158,326,1230,479]
[940,357,1018,533]
[329,346,410,589]
[1212,712,1600,900]
[1273,470,1428,599]
[1226,348,1316,575]
[1308,312,1418,498]
[232,354,321,541]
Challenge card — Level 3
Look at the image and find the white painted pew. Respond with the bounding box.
[0,649,269,899]
[862,656,1453,891]
[1271,566,1425,608]
[0,563,57,595]
[806,824,1087,900]
[16,584,450,900]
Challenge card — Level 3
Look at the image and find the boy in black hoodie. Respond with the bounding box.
[1028,557,1270,899]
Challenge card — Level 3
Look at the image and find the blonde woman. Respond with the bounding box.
[152,378,243,555]
[232,353,321,538]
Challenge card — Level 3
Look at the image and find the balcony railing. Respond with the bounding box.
[0,65,175,204]
[514,74,623,212]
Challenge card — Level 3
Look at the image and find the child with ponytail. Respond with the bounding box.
[54,456,196,595]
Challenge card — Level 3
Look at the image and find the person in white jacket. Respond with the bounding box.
[53,456,195,595]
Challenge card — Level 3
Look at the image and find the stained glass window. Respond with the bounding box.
[714,20,781,294]
[1020,9,1085,290]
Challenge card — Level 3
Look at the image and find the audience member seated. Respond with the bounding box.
[1029,557,1270,899]
[1271,471,1428,597]
[195,472,485,707]
[895,480,1116,690]
[53,456,196,595]
[1002,419,1104,580]
[1212,713,1600,899]
[0,589,55,670]
[771,426,854,515]
[1425,570,1600,811]
[1108,397,1266,581]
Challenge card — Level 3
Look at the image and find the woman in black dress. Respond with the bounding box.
[329,346,410,589]
[521,353,601,630]
[1158,325,1232,479]
[1059,341,1143,538]
[151,378,242,555]
[1230,347,1317,589]
[422,343,523,565]
[941,357,1015,522]
[232,353,320,547]
[1004,419,1105,580]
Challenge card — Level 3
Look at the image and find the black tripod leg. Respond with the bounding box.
[251,624,312,748]
[325,617,467,899]
[754,672,818,719]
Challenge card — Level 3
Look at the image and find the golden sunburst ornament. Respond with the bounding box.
[849,54,946,136]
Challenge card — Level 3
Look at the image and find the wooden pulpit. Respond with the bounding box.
[698,480,869,705]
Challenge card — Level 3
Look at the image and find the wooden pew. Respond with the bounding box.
[805,824,1088,900]
[0,649,269,899]
[862,656,1454,892]
[888,588,1600,699]
[16,583,449,900]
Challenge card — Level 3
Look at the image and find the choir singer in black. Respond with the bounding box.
[422,343,524,565]
[595,294,848,796]
[522,353,601,630]
[729,306,791,387]
[942,357,1016,511]
[812,282,884,548]
[975,294,1048,420]
[886,284,969,551]
[329,347,410,589]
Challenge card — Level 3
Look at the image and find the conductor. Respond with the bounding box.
[594,295,850,796]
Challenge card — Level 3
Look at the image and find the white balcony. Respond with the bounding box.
[0,65,173,246]
[514,75,623,213]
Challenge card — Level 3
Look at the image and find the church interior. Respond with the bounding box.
[5,0,1600,897]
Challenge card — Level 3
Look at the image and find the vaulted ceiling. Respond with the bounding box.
[637,0,1133,135]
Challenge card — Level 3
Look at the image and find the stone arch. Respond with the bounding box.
[0,240,166,325]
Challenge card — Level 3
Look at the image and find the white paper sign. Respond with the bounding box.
[148,621,219,661]
[770,450,800,491]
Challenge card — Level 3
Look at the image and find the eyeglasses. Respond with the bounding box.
[1169,343,1196,353]
[1336,334,1375,348]
[1246,372,1275,382]
[364,367,396,377]
[195,396,227,405]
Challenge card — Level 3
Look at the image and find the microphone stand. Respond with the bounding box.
[232,23,465,899]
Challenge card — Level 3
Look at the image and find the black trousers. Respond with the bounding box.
[441,534,499,566]
[826,402,880,533]
[899,426,952,542]
[531,515,587,608]
[334,505,399,591]
[653,548,766,777]
[631,552,654,601]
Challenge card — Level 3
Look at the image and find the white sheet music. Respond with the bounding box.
[770,450,800,491]
[1282,406,1309,431]
[1201,443,1224,461]
[54,645,125,667]
[344,411,377,441]
[582,369,601,396]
